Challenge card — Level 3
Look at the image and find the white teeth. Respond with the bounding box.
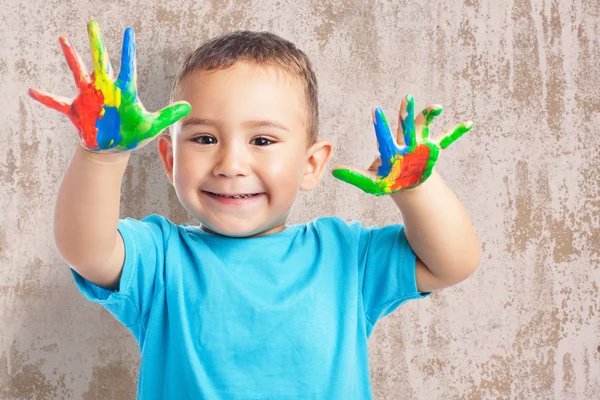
[214,193,258,199]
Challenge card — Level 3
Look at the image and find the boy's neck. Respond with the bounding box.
[200,223,287,238]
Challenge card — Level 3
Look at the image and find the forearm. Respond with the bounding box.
[54,145,129,270]
[391,169,480,284]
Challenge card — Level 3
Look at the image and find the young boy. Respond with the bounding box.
[30,21,480,399]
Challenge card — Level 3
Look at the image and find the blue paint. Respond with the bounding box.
[400,94,416,151]
[95,106,122,149]
[116,27,136,100]
[373,107,397,177]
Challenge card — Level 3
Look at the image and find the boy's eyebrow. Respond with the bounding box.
[180,117,216,129]
[242,120,291,132]
[180,117,290,132]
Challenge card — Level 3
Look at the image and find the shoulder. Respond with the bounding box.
[308,217,407,244]
[307,216,349,230]
[118,214,180,245]
[121,213,175,228]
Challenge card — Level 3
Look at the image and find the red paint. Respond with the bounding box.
[60,36,89,89]
[390,144,430,191]
[68,81,104,149]
[60,35,105,149]
[27,89,70,114]
[28,35,106,149]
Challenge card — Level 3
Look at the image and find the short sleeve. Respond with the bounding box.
[350,222,429,329]
[71,214,170,335]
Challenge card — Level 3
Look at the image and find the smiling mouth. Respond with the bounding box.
[203,191,263,199]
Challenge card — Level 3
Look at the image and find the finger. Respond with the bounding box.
[117,27,136,95]
[150,101,192,136]
[58,35,91,89]
[88,20,121,107]
[414,105,442,142]
[331,165,383,196]
[397,94,416,150]
[88,20,113,80]
[28,88,71,115]
[435,121,474,149]
[332,164,378,180]
[372,107,399,177]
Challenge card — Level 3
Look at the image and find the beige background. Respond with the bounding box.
[1,0,599,398]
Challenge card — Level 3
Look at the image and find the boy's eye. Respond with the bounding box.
[194,135,216,145]
[251,137,274,146]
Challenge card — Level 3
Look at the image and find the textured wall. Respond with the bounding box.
[1,0,599,398]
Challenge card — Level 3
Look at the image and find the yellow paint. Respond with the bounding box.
[376,155,403,192]
[92,44,121,108]
[89,20,121,109]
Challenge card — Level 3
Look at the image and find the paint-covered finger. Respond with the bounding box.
[414,105,442,141]
[150,101,192,136]
[28,88,71,115]
[436,121,474,149]
[331,167,383,196]
[58,35,91,89]
[88,20,120,107]
[373,107,400,178]
[117,27,136,94]
[398,94,416,150]
[87,20,112,80]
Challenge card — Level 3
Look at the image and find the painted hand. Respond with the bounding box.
[28,20,190,152]
[331,94,473,196]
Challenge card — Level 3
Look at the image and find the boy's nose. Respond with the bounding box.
[212,145,250,178]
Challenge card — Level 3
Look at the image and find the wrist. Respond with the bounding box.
[78,144,131,165]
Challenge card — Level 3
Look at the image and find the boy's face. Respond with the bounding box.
[158,61,331,237]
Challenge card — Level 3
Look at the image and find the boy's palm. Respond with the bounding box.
[29,20,190,152]
[332,94,473,195]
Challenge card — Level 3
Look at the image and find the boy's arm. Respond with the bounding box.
[30,21,189,289]
[54,147,129,289]
[391,170,480,292]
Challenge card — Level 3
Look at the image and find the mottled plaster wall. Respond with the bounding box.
[1,0,598,398]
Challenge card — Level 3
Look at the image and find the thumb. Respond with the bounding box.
[331,163,377,180]
[331,164,382,196]
[28,88,71,115]
[150,101,192,136]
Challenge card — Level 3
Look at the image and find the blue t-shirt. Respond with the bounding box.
[72,215,428,399]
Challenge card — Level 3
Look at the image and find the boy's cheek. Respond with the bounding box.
[264,156,303,180]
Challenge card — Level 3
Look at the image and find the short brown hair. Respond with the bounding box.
[171,31,318,144]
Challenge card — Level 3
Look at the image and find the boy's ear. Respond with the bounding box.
[300,140,333,191]
[157,134,175,185]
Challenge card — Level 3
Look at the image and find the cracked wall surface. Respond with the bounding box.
[1,0,599,398]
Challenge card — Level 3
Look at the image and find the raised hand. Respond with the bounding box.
[28,20,190,152]
[332,94,473,196]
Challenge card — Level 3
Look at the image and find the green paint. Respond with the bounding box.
[425,107,442,124]
[422,106,442,140]
[422,143,440,184]
[331,169,384,196]
[439,121,473,149]
[403,94,417,153]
